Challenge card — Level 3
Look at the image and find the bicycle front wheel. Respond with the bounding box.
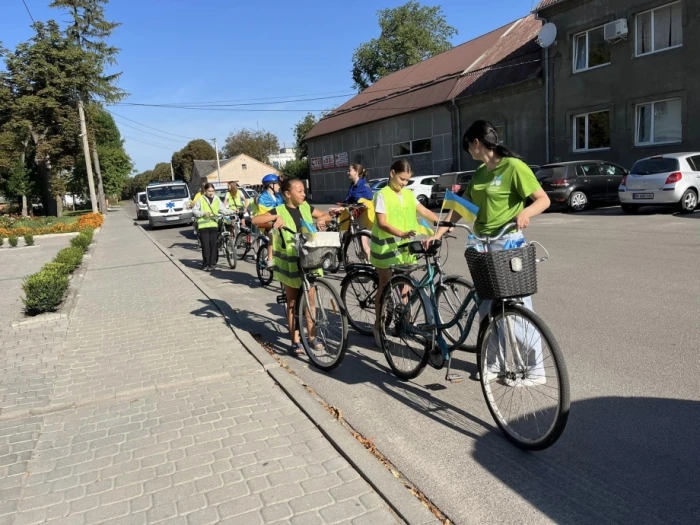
[340,268,378,336]
[297,279,348,371]
[343,231,372,267]
[379,275,434,381]
[234,232,249,261]
[479,303,570,450]
[435,277,478,352]
[225,234,236,269]
[256,245,273,286]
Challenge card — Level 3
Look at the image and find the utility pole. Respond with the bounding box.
[78,100,98,213]
[213,138,222,183]
[170,162,175,181]
[91,143,107,212]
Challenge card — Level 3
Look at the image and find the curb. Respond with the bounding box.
[126,208,440,525]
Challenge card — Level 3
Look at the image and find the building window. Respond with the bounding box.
[636,98,682,145]
[573,110,610,152]
[494,125,505,144]
[636,2,683,56]
[241,164,247,170]
[573,26,611,72]
[392,138,432,157]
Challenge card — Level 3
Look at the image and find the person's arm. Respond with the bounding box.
[311,208,332,229]
[513,162,550,229]
[416,203,439,223]
[217,197,232,215]
[192,199,204,218]
[252,211,284,229]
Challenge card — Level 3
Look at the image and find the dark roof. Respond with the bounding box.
[192,158,233,179]
[305,15,542,140]
[534,0,567,11]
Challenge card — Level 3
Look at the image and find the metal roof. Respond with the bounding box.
[533,0,567,11]
[305,15,542,140]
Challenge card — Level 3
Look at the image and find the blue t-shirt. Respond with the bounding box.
[344,178,373,204]
[258,191,283,209]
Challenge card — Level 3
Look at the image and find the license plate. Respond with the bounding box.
[165,216,180,221]
[633,193,654,200]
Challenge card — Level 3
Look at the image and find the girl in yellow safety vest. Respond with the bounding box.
[252,178,332,356]
[370,159,440,346]
[223,181,249,211]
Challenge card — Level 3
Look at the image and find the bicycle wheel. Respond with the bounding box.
[297,279,348,371]
[340,268,378,336]
[234,232,248,261]
[256,245,273,286]
[435,276,478,352]
[225,234,236,269]
[379,275,434,381]
[343,231,372,267]
[478,303,570,451]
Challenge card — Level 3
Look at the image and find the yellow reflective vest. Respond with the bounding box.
[370,186,419,269]
[272,202,314,289]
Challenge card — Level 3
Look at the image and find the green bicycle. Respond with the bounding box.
[378,221,570,450]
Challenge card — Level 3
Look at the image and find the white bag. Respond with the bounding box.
[303,231,341,249]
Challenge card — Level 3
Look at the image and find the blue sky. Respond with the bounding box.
[2,0,537,172]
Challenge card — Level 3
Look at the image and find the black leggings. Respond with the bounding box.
[200,227,218,267]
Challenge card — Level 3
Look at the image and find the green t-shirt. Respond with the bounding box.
[465,157,541,235]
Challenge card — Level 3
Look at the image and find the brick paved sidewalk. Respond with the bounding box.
[0,212,401,525]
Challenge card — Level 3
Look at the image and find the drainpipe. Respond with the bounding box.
[451,98,462,171]
[535,12,551,164]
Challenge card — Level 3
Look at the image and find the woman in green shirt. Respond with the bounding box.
[432,121,550,373]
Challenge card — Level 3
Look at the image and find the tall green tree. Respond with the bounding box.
[4,158,34,216]
[152,162,172,182]
[222,129,279,165]
[281,159,309,180]
[351,1,457,90]
[293,113,318,160]
[172,139,216,182]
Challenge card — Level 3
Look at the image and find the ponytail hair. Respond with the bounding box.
[350,163,368,179]
[463,120,521,159]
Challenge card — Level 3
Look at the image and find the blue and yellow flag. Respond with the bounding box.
[417,218,434,237]
[442,191,479,224]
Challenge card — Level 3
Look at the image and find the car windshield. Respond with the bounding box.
[631,158,680,175]
[147,185,189,201]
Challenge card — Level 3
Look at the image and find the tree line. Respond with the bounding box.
[0,0,131,217]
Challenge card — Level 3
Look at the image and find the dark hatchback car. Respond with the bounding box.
[536,161,628,212]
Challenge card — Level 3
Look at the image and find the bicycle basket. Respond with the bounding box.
[302,231,341,249]
[464,244,538,300]
[298,232,340,269]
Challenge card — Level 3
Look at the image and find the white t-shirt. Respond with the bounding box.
[374,191,403,215]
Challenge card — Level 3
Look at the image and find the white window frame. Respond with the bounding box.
[635,97,682,146]
[392,137,432,157]
[635,1,683,57]
[572,110,611,152]
[573,25,610,73]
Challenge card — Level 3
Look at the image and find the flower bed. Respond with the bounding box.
[0,213,103,238]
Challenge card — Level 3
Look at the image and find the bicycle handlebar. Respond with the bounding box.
[434,221,517,243]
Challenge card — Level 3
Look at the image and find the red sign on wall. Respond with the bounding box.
[311,157,323,171]
[322,155,335,169]
[335,152,349,167]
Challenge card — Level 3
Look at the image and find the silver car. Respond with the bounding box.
[619,153,700,214]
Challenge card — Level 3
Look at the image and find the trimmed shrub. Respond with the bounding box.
[8,236,18,247]
[24,234,34,246]
[0,237,3,247]
[81,227,94,244]
[42,262,70,275]
[53,246,84,273]
[22,267,69,315]
[70,232,91,252]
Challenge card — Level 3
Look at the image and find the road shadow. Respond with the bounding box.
[473,397,700,524]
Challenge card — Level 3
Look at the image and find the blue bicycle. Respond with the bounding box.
[378,221,570,450]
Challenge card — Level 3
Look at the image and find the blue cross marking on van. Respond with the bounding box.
[166,201,175,209]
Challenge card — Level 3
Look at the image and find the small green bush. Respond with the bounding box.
[81,227,94,244]
[8,236,18,247]
[42,262,70,275]
[53,246,84,273]
[70,232,91,252]
[24,234,34,246]
[0,237,4,247]
[22,267,69,315]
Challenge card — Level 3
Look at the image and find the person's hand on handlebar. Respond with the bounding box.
[271,216,285,230]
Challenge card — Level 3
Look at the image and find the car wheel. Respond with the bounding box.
[679,189,698,214]
[568,191,587,212]
[621,204,640,215]
[417,195,428,207]
[148,218,154,229]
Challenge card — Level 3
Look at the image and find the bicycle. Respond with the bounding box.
[215,215,236,269]
[377,221,570,450]
[255,233,274,286]
[328,204,373,268]
[340,237,477,353]
[232,210,256,264]
[272,226,348,371]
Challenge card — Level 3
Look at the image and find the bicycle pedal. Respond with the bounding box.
[276,295,287,305]
[446,373,463,383]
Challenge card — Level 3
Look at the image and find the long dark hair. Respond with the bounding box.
[463,120,521,159]
[350,163,368,179]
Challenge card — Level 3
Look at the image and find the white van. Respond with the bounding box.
[146,180,193,229]
[136,191,148,220]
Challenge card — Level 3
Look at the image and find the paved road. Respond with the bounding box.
[142,204,700,524]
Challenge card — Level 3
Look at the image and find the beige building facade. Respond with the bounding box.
[189,154,281,193]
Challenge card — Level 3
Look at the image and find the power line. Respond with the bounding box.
[120,93,356,109]
[21,0,35,23]
[123,135,176,152]
[111,117,187,144]
[107,110,199,140]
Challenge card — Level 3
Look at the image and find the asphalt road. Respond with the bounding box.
[135,203,700,525]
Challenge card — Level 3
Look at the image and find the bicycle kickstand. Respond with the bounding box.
[445,352,462,383]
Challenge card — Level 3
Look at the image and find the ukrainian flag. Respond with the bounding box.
[417,218,434,237]
[442,191,479,224]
